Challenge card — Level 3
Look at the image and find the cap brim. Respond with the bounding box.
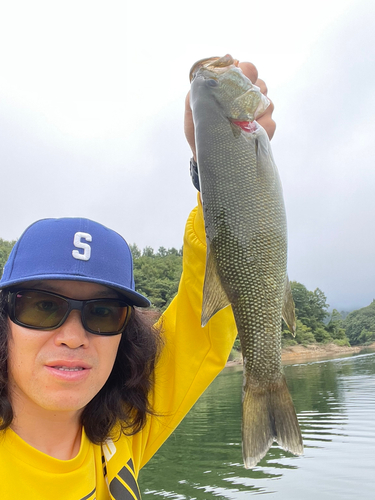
[0,275,151,308]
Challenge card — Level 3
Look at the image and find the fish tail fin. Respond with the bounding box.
[242,375,303,468]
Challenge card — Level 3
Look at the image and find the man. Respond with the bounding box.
[0,61,274,499]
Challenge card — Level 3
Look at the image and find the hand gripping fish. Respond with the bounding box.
[189,55,303,468]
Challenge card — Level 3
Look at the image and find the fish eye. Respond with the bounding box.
[207,79,218,87]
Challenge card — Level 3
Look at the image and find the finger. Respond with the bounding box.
[255,78,268,96]
[239,62,258,84]
[257,98,276,140]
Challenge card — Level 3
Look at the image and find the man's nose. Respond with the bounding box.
[53,310,89,348]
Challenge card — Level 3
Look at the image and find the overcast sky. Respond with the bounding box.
[1,0,374,311]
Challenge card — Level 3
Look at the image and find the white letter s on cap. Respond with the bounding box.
[72,232,92,261]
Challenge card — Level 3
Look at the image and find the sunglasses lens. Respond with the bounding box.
[10,291,130,334]
[14,290,69,329]
[83,300,129,334]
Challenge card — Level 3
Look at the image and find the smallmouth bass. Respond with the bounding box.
[190,55,303,468]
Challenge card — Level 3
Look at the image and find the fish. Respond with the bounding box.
[189,54,303,468]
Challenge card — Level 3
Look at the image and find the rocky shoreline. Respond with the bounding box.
[226,342,375,367]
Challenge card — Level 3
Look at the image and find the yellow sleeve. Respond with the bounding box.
[136,196,237,468]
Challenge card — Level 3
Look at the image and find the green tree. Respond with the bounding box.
[157,246,167,257]
[290,282,329,331]
[326,309,350,346]
[345,300,375,345]
[314,326,332,344]
[282,319,316,347]
[131,245,183,311]
[310,288,330,324]
[289,282,311,326]
[290,281,331,340]
[358,329,375,345]
[129,243,141,259]
[0,238,16,276]
[282,282,352,345]
[142,246,154,258]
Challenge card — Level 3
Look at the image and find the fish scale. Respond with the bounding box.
[190,54,303,468]
[203,122,285,378]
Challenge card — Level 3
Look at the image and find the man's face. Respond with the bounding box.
[7,280,122,420]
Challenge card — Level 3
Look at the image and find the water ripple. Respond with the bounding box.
[140,352,375,499]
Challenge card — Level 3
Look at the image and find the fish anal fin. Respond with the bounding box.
[242,375,303,469]
[282,275,296,336]
[201,247,230,327]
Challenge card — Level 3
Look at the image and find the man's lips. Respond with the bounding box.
[45,360,92,383]
[45,360,92,379]
[46,360,91,370]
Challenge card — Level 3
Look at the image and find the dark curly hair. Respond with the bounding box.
[0,290,163,444]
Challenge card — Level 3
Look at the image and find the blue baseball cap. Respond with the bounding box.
[0,217,150,307]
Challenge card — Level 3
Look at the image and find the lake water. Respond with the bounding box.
[139,351,375,499]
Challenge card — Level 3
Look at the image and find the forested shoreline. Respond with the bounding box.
[1,238,374,349]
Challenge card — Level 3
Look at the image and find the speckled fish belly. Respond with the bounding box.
[189,55,303,468]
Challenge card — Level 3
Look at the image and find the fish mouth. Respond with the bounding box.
[189,54,238,82]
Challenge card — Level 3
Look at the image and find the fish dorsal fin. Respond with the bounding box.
[201,245,231,326]
[282,275,296,336]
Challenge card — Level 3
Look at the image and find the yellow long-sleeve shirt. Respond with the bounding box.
[0,201,237,500]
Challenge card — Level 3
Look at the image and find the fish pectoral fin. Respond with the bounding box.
[282,275,296,336]
[230,122,242,138]
[242,375,304,469]
[201,248,231,327]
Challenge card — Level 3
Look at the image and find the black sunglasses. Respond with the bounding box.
[7,289,132,336]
